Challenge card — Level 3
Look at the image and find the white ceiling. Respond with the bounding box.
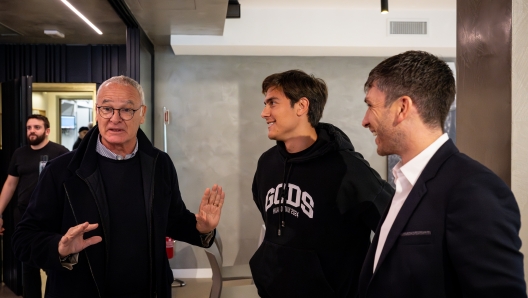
[171,1,457,57]
[0,0,457,47]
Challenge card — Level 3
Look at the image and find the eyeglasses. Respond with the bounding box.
[97,105,143,121]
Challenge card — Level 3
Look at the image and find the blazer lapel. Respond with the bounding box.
[358,195,392,295]
[372,140,459,277]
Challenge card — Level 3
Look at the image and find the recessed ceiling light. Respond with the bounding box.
[61,0,103,35]
[44,30,65,38]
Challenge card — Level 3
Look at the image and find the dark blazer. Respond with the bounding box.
[358,140,526,298]
[12,126,211,298]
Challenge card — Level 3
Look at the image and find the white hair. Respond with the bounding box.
[98,75,145,106]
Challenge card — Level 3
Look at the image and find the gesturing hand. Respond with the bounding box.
[58,222,102,258]
[196,184,225,234]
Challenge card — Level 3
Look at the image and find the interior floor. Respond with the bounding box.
[0,275,253,298]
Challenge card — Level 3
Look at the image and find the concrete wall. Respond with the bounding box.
[154,46,395,268]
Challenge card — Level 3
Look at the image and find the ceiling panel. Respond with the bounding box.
[0,0,126,44]
[125,0,228,45]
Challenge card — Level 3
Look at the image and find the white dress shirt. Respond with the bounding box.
[373,133,449,272]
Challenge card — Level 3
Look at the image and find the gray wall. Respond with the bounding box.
[154,46,386,268]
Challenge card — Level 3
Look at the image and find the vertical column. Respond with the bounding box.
[458,0,528,287]
[456,0,512,185]
[512,0,528,282]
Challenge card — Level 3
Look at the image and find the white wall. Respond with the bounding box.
[154,46,400,268]
[512,0,528,283]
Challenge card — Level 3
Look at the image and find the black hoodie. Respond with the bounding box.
[250,123,394,298]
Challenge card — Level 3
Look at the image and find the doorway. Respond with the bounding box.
[32,83,97,148]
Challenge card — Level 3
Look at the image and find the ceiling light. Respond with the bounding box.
[61,0,103,35]
[381,0,389,14]
[44,30,65,38]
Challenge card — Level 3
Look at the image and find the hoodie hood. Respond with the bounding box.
[276,122,355,163]
[273,123,356,236]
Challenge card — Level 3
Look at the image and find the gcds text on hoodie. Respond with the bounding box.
[250,123,394,298]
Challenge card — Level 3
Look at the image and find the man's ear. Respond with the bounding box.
[394,96,414,124]
[296,97,310,117]
[45,128,51,136]
[140,105,147,124]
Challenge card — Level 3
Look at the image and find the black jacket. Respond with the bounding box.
[250,123,393,298]
[13,126,210,298]
[358,140,526,298]
[72,137,82,150]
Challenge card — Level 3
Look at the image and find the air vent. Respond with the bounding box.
[390,21,428,35]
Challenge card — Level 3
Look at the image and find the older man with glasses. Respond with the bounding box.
[12,75,225,298]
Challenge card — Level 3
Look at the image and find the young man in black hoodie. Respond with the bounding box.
[250,69,394,298]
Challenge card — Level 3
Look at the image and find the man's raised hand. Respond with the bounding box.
[58,222,102,258]
[196,184,225,234]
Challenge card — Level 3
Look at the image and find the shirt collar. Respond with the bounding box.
[96,136,139,160]
[394,133,449,186]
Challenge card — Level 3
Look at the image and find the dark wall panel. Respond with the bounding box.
[90,45,127,84]
[118,45,127,75]
[66,46,92,83]
[0,44,126,84]
[91,46,104,83]
[126,27,140,81]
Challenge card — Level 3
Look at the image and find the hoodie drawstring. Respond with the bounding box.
[278,161,293,236]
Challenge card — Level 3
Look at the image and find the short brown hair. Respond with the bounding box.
[262,69,328,127]
[27,114,50,129]
[364,51,455,129]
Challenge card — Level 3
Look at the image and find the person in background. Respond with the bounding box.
[12,75,225,297]
[72,126,89,150]
[0,114,69,298]
[357,50,526,297]
[250,69,393,297]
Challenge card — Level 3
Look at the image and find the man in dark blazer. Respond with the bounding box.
[358,50,526,298]
[13,76,225,297]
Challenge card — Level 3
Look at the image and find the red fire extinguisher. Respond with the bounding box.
[166,237,174,259]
